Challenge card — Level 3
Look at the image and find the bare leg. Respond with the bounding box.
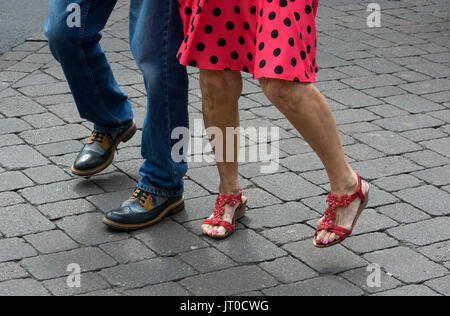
[200,69,243,237]
[260,78,369,244]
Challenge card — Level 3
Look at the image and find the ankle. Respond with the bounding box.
[330,170,358,195]
[219,181,240,195]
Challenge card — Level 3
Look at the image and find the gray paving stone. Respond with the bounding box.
[99,239,156,264]
[407,151,450,169]
[366,104,409,118]
[418,241,450,263]
[363,86,406,98]
[0,279,49,296]
[412,166,450,186]
[134,219,208,256]
[421,137,450,157]
[344,232,399,255]
[57,213,129,246]
[0,191,24,207]
[43,272,111,296]
[424,275,450,296]
[0,118,32,134]
[0,145,49,170]
[399,79,450,95]
[23,165,71,184]
[125,282,190,296]
[364,247,448,283]
[260,224,315,245]
[0,95,45,117]
[24,230,78,254]
[179,247,237,273]
[283,240,367,274]
[0,238,37,263]
[172,195,215,223]
[394,185,450,216]
[241,202,318,229]
[387,217,450,246]
[377,203,430,224]
[21,247,116,280]
[0,204,55,237]
[86,189,132,213]
[340,267,402,294]
[38,199,97,220]
[91,172,137,192]
[374,114,444,132]
[208,229,287,264]
[47,103,86,124]
[0,133,23,146]
[252,172,325,201]
[0,262,28,282]
[366,186,400,208]
[338,122,382,135]
[384,94,444,114]
[19,82,71,97]
[373,285,440,296]
[100,257,196,289]
[344,143,385,161]
[78,289,121,296]
[19,124,91,145]
[20,179,103,205]
[259,257,318,283]
[35,140,83,157]
[280,152,326,172]
[352,156,423,180]
[274,137,313,156]
[263,275,363,296]
[341,74,405,90]
[323,89,382,108]
[353,131,421,155]
[22,112,65,129]
[180,265,277,296]
[372,174,423,192]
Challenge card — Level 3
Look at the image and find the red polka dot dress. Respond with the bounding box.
[177,0,319,82]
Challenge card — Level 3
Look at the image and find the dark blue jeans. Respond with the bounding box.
[44,0,189,197]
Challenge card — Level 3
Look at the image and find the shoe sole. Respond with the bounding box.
[71,121,137,177]
[313,183,370,248]
[102,197,185,231]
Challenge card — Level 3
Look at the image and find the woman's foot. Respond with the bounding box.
[315,173,370,246]
[202,191,247,239]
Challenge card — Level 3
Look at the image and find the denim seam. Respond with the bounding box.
[163,1,176,182]
[79,0,122,128]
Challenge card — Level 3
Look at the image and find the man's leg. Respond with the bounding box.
[45,0,136,176]
[103,0,189,230]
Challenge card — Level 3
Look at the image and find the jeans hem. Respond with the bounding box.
[94,119,133,134]
[137,181,184,198]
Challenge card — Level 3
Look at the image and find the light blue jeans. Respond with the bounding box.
[44,0,189,197]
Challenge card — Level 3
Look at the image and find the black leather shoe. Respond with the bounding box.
[71,120,136,177]
[102,188,185,231]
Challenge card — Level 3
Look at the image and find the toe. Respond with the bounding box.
[316,230,327,243]
[323,232,332,244]
[328,232,337,243]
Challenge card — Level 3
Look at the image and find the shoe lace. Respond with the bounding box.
[130,188,151,206]
[88,131,118,151]
[209,191,242,226]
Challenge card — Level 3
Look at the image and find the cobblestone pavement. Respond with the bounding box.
[0,0,449,296]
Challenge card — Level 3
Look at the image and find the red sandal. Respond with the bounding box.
[202,190,248,240]
[314,173,370,248]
